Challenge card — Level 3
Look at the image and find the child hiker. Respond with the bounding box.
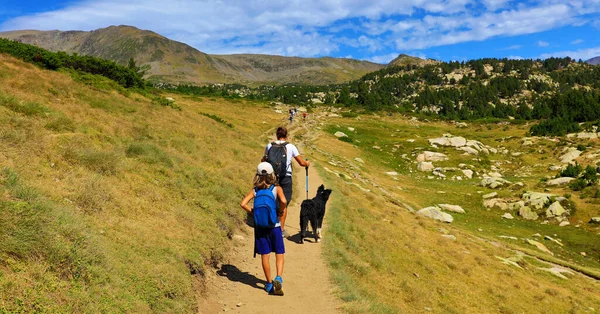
[240,162,287,295]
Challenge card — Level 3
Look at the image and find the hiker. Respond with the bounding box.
[303,112,307,121]
[262,127,310,237]
[240,162,287,295]
[289,112,293,124]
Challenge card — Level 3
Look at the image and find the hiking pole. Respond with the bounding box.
[305,159,309,200]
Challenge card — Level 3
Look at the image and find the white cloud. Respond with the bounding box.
[507,55,523,60]
[0,0,599,58]
[539,46,600,61]
[501,45,522,50]
[369,53,401,64]
[571,39,584,44]
[537,41,549,47]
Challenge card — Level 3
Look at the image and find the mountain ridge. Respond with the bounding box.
[586,56,600,65]
[0,25,385,85]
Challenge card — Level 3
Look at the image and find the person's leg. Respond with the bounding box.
[275,253,284,277]
[279,176,293,234]
[261,254,272,283]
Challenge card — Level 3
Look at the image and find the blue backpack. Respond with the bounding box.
[253,185,278,228]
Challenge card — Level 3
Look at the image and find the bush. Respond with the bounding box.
[577,144,587,151]
[594,190,600,198]
[569,178,587,191]
[77,150,120,175]
[45,114,76,132]
[560,163,582,178]
[338,136,353,143]
[199,112,233,128]
[126,142,173,167]
[341,112,359,118]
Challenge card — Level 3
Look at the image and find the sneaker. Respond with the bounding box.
[281,230,288,238]
[264,282,274,294]
[272,276,284,296]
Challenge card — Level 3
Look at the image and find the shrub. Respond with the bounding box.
[577,144,587,151]
[338,136,353,143]
[126,142,173,167]
[560,163,582,178]
[341,112,359,118]
[199,112,233,128]
[77,150,120,175]
[594,190,600,198]
[45,114,76,132]
[569,178,587,191]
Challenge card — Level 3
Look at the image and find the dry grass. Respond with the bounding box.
[0,54,281,312]
[309,113,600,313]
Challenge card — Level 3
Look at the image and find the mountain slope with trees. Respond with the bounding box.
[0,25,384,85]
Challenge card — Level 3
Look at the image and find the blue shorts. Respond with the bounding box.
[255,227,285,255]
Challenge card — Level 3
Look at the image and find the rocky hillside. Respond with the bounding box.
[388,53,439,67]
[0,25,384,85]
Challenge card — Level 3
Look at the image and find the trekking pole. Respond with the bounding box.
[305,159,309,200]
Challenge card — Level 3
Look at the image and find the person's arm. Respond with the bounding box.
[275,186,287,216]
[240,190,254,213]
[261,144,270,162]
[294,155,310,168]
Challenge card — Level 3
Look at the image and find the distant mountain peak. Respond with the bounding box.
[388,54,437,67]
[586,56,600,65]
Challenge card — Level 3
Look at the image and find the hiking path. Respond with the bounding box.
[197,115,341,313]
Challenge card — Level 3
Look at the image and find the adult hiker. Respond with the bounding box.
[240,162,287,295]
[262,127,310,237]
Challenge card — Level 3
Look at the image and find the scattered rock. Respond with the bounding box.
[519,206,538,220]
[538,266,574,279]
[438,204,466,214]
[416,151,448,162]
[347,127,355,132]
[354,158,364,164]
[546,177,576,186]
[496,255,523,269]
[559,221,570,227]
[548,165,563,171]
[416,206,454,223]
[386,172,399,176]
[581,252,587,257]
[232,235,245,241]
[546,201,566,218]
[334,131,348,138]
[480,177,511,189]
[461,169,474,179]
[544,236,563,247]
[417,162,435,172]
[589,217,600,224]
[442,235,457,241]
[559,148,582,163]
[484,198,509,210]
[483,192,498,199]
[499,235,518,240]
[502,213,514,219]
[459,146,479,155]
[526,239,554,255]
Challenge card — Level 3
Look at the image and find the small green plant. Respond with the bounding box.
[577,144,587,151]
[341,112,359,118]
[45,114,75,132]
[152,96,181,110]
[560,163,582,178]
[569,178,587,191]
[199,112,234,128]
[338,136,353,143]
[126,142,173,167]
[77,150,120,175]
[594,190,600,198]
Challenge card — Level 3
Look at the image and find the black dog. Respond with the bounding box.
[299,184,332,244]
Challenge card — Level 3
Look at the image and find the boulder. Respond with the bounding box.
[459,146,479,155]
[354,158,365,164]
[548,165,563,171]
[523,192,554,206]
[417,162,435,172]
[559,148,582,163]
[386,172,399,176]
[442,234,457,241]
[482,192,498,199]
[449,136,467,147]
[416,207,454,223]
[526,239,554,255]
[481,177,511,189]
[519,206,539,220]
[334,131,348,138]
[589,217,600,224]
[438,204,466,214]
[462,169,474,179]
[416,151,448,162]
[483,198,508,210]
[508,201,526,211]
[502,213,514,219]
[546,177,575,187]
[546,201,566,218]
[559,221,570,227]
[576,132,598,139]
[348,127,355,132]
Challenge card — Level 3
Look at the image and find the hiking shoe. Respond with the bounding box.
[281,230,288,238]
[272,276,284,296]
[264,282,274,294]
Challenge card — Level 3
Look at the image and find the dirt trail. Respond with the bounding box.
[197,118,341,313]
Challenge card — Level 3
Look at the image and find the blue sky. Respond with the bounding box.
[1,0,600,64]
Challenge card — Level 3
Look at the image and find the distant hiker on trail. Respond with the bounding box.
[240,162,287,295]
[262,127,310,237]
[303,112,307,121]
[289,112,294,124]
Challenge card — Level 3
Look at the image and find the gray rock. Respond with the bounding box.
[347,127,355,132]
[417,162,435,172]
[482,192,498,199]
[442,234,457,241]
[417,206,454,223]
[559,148,582,163]
[462,169,474,179]
[589,217,600,224]
[334,131,348,138]
[546,201,566,217]
[502,213,514,219]
[459,146,479,155]
[559,221,570,227]
[480,177,511,189]
[416,151,448,162]
[438,204,466,214]
[546,177,576,186]
[386,172,399,176]
[354,157,365,164]
[483,198,509,210]
[519,206,539,220]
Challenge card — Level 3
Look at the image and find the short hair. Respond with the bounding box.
[276,127,287,140]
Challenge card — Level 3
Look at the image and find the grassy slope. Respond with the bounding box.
[306,113,600,313]
[0,54,280,312]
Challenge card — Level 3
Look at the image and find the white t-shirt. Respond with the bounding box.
[264,141,300,177]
